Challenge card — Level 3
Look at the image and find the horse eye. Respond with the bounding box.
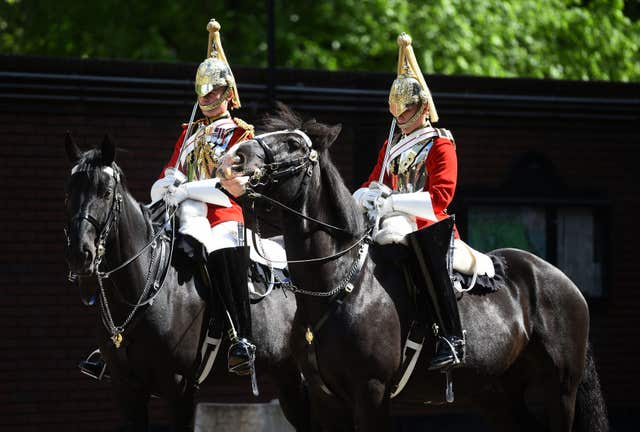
[287,138,299,151]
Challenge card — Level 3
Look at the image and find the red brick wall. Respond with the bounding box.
[1,55,638,430]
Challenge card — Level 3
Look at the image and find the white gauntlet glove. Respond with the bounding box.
[354,182,437,225]
[164,183,189,207]
[150,168,186,203]
[352,187,370,210]
[363,182,393,221]
[352,182,395,222]
[163,177,232,208]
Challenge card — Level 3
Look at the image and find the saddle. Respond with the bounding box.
[245,231,290,302]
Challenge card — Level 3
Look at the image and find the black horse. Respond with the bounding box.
[221,105,609,432]
[64,134,308,431]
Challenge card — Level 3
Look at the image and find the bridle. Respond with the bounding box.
[246,130,351,237]
[65,165,124,281]
[65,163,175,348]
[243,130,373,398]
[243,130,372,290]
[248,129,319,190]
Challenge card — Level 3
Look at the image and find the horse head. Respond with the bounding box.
[64,132,122,276]
[218,103,342,206]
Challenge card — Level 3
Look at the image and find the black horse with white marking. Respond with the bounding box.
[64,134,308,431]
[221,105,608,432]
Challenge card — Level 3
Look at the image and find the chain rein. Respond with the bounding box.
[246,130,372,297]
[66,165,176,345]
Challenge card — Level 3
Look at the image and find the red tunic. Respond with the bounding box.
[362,134,459,237]
[160,117,253,227]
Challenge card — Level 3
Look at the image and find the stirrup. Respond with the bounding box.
[228,338,256,376]
[428,336,465,371]
[78,349,110,381]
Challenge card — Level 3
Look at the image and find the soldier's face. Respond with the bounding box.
[395,103,418,124]
[394,103,428,134]
[198,87,231,117]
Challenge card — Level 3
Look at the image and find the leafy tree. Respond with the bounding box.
[1,0,639,81]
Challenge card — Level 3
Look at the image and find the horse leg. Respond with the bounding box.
[539,336,585,431]
[112,381,150,432]
[353,379,391,432]
[168,378,196,432]
[479,391,544,432]
[272,363,313,431]
[545,381,579,432]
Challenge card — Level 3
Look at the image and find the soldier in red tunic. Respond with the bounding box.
[353,33,465,371]
[80,19,256,380]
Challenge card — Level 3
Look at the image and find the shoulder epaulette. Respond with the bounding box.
[181,118,206,129]
[233,117,255,140]
[436,128,455,148]
[233,117,255,134]
[436,128,454,142]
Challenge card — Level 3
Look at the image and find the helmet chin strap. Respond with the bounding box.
[397,100,429,133]
[199,86,232,112]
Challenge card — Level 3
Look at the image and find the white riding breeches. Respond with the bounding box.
[177,199,240,253]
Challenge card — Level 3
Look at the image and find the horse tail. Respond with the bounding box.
[573,343,609,432]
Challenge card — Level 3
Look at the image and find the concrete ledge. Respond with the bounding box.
[194,401,295,432]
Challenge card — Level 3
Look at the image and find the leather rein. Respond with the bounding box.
[244,130,371,265]
[65,165,175,348]
[243,130,373,400]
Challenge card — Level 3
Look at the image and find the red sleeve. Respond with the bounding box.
[361,140,390,188]
[425,137,457,215]
[159,126,188,179]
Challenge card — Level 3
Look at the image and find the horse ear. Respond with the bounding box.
[324,124,342,148]
[100,134,116,165]
[65,131,82,163]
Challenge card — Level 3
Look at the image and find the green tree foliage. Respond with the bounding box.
[2,0,639,81]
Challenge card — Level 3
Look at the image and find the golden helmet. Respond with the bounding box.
[388,33,438,124]
[194,19,241,110]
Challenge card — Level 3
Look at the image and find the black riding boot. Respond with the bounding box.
[407,217,465,371]
[207,246,256,376]
[79,349,110,381]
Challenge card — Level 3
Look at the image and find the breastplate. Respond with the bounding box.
[391,138,434,193]
[181,123,234,180]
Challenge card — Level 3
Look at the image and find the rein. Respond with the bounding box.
[247,189,351,238]
[244,130,370,266]
[243,129,373,291]
[66,164,176,348]
[243,128,374,399]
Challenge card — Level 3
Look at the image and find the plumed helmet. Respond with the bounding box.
[194,19,241,110]
[388,33,438,123]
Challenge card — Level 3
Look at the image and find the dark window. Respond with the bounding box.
[454,152,609,299]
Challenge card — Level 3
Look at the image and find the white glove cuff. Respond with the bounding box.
[390,191,436,221]
[352,188,369,209]
[183,179,232,207]
[150,176,174,202]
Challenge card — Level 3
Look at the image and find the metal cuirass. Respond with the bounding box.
[179,120,236,181]
[390,136,435,193]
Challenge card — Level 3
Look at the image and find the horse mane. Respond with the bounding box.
[261,103,365,236]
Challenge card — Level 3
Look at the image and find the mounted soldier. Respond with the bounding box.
[80,19,258,380]
[353,33,493,371]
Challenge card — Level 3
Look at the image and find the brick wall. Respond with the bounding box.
[1,55,638,430]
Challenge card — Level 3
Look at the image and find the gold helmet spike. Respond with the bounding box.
[194,19,241,109]
[388,33,438,124]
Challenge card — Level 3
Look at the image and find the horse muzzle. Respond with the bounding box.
[66,240,97,276]
[217,153,246,180]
